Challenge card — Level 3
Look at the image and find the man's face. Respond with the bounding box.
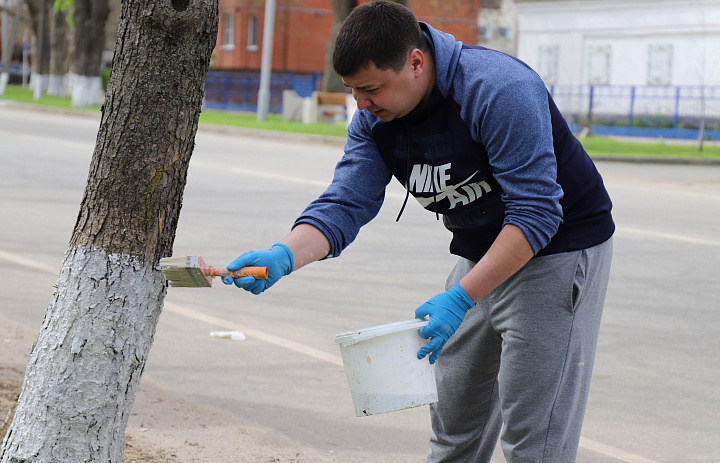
[342,55,427,122]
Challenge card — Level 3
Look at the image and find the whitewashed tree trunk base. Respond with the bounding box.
[47,74,68,97]
[30,73,49,100]
[0,73,9,96]
[71,75,104,107]
[0,247,166,463]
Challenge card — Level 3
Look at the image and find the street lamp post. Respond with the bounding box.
[257,0,276,122]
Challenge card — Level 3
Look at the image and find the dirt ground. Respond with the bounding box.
[0,315,333,463]
[0,318,173,462]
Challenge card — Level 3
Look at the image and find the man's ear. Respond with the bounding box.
[409,48,425,75]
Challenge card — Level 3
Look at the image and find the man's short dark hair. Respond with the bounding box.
[332,0,427,77]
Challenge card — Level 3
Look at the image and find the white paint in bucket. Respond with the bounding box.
[335,319,438,417]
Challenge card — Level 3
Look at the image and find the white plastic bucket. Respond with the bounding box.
[335,319,438,417]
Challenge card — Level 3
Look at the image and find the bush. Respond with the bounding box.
[101,67,112,91]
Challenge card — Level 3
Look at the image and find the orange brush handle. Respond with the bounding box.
[207,266,269,279]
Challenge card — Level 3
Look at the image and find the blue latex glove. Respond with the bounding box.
[222,243,294,295]
[415,282,475,364]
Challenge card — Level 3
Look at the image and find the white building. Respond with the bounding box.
[477,0,518,56]
[514,0,720,87]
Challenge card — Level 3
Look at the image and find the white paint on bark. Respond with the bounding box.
[30,73,48,101]
[0,73,9,96]
[46,74,68,97]
[71,75,104,108]
[1,247,167,463]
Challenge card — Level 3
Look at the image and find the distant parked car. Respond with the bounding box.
[0,62,30,84]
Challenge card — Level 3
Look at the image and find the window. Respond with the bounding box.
[478,26,493,41]
[648,44,673,85]
[247,15,258,51]
[538,45,559,84]
[498,27,513,40]
[587,45,611,85]
[222,14,234,49]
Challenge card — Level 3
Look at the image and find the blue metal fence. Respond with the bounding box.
[203,71,322,113]
[548,84,720,140]
[203,71,720,140]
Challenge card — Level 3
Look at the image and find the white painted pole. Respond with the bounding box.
[22,27,29,86]
[257,0,276,122]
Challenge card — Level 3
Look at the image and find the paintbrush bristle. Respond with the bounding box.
[159,256,212,287]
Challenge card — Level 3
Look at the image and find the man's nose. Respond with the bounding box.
[353,90,372,110]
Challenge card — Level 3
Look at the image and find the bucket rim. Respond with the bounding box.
[334,318,429,346]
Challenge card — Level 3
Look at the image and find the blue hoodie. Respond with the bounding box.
[294,23,614,262]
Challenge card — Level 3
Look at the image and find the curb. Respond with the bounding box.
[590,155,720,166]
[0,99,347,147]
[3,99,720,164]
[197,123,346,147]
[0,99,101,119]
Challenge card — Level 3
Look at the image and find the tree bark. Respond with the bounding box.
[71,0,110,106]
[0,0,218,461]
[26,0,53,95]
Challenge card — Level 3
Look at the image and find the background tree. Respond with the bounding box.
[321,0,355,93]
[26,0,52,95]
[0,0,218,460]
[70,0,110,106]
[47,0,68,95]
[0,0,23,95]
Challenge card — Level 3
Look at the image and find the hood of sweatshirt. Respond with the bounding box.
[421,22,462,98]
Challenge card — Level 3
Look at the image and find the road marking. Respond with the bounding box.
[0,248,344,366]
[0,129,94,151]
[191,160,332,189]
[190,160,409,199]
[604,179,720,201]
[162,301,344,366]
[617,226,720,247]
[0,247,668,462]
[579,437,664,463]
[0,249,60,274]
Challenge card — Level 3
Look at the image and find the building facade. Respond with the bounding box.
[515,0,720,87]
[213,0,481,74]
[476,0,518,56]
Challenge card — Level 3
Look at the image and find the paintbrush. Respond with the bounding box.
[159,255,268,288]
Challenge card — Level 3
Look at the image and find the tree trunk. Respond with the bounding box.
[47,6,68,96]
[0,0,218,461]
[322,0,356,93]
[26,0,53,96]
[71,0,110,106]
[0,0,23,95]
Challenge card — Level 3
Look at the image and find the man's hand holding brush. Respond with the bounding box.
[222,243,294,294]
[223,224,332,294]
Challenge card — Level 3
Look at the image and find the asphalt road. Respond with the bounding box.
[1,103,719,463]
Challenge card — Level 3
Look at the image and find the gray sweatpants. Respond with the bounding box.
[427,238,613,463]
